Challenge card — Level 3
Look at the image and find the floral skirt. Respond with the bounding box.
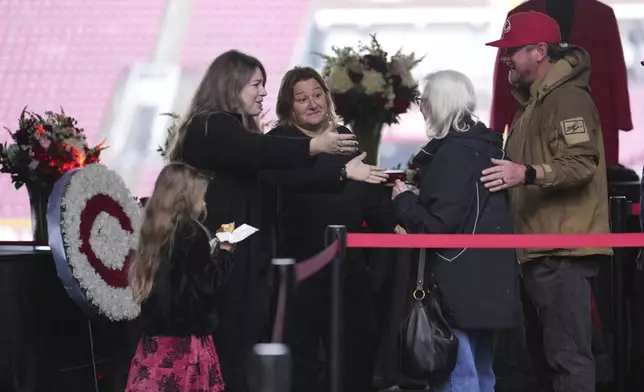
[125,335,225,392]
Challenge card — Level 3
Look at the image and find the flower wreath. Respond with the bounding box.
[47,163,141,320]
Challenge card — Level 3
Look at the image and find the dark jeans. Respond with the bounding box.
[286,269,378,392]
[521,256,601,392]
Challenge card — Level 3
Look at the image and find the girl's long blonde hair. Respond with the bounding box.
[128,162,209,302]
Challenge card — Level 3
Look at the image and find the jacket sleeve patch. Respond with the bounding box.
[559,117,590,145]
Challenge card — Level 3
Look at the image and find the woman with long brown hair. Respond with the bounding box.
[126,162,233,392]
[167,50,383,392]
[267,66,395,392]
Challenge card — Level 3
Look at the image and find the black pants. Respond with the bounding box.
[286,269,378,392]
[521,256,601,392]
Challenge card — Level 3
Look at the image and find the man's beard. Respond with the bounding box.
[508,68,517,84]
[508,68,525,87]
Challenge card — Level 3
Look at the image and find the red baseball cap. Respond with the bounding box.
[486,11,561,48]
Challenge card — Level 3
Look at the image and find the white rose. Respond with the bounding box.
[401,70,417,88]
[390,59,406,75]
[361,70,387,95]
[6,144,20,162]
[328,66,354,94]
[346,58,363,74]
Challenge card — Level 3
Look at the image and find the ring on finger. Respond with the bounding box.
[501,178,506,185]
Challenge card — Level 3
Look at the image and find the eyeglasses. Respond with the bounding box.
[502,44,540,58]
[502,46,524,57]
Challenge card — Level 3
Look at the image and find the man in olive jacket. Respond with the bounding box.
[481,11,612,392]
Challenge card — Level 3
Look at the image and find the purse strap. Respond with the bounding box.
[413,248,427,300]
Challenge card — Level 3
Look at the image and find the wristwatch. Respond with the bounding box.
[524,165,536,185]
[340,165,348,182]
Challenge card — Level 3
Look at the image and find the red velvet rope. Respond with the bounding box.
[294,240,340,281]
[346,233,644,249]
[271,240,340,343]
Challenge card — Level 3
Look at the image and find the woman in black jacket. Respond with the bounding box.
[266,66,395,392]
[166,51,372,392]
[392,70,521,392]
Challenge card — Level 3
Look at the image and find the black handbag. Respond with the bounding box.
[397,248,459,381]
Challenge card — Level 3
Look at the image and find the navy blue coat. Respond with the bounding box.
[393,121,522,329]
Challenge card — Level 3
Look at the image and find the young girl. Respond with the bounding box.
[126,162,233,392]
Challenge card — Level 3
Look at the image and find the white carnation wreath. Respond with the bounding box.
[56,163,141,321]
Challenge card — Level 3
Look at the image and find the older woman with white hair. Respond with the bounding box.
[391,70,521,392]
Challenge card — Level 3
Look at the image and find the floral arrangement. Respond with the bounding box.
[158,112,180,161]
[49,163,142,320]
[319,34,423,126]
[0,107,105,189]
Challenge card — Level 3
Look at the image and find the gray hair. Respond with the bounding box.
[420,70,477,140]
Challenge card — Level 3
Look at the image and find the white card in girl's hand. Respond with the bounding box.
[215,224,259,244]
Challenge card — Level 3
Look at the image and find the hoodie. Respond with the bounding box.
[395,120,508,235]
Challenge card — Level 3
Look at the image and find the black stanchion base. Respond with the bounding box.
[248,343,291,392]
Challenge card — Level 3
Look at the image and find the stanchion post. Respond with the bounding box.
[326,225,346,392]
[248,258,296,392]
[249,343,291,392]
[609,196,629,392]
[271,258,296,344]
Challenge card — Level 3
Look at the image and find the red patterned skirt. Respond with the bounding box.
[125,335,225,392]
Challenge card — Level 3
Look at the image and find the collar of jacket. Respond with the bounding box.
[412,118,483,166]
[220,111,243,123]
[511,45,591,107]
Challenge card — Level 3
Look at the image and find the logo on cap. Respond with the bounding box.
[503,19,511,34]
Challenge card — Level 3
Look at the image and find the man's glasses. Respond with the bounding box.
[502,46,523,57]
[502,44,539,57]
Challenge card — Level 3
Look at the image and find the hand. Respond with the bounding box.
[345,152,389,184]
[310,127,359,155]
[391,179,411,200]
[394,225,407,235]
[220,241,235,252]
[481,158,525,192]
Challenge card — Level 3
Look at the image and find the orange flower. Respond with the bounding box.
[35,124,47,135]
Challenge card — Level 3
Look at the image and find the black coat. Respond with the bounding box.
[266,125,395,278]
[393,122,521,330]
[180,112,319,391]
[140,218,233,337]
